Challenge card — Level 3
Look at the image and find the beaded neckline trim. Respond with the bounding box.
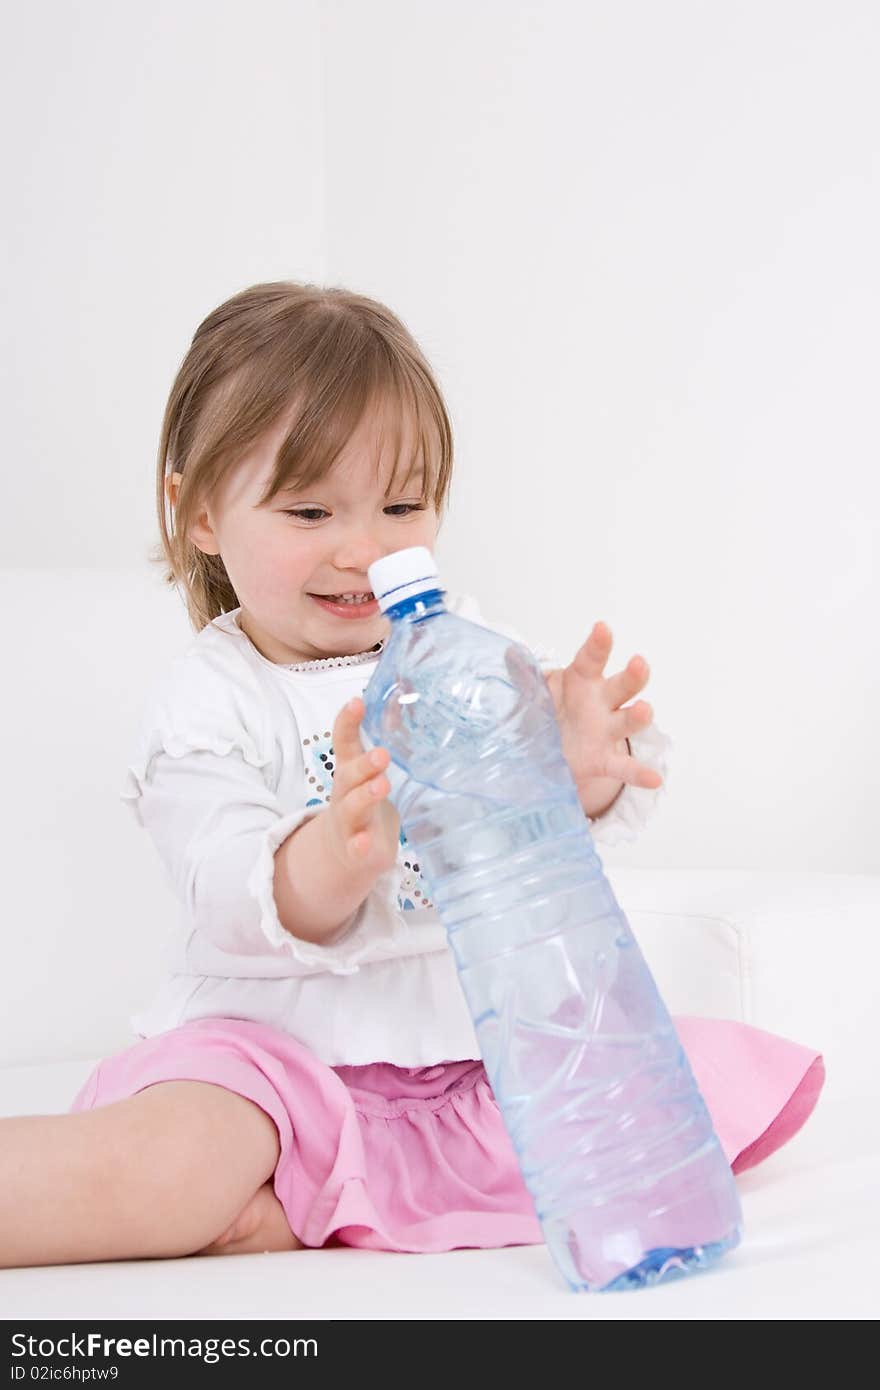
[282,641,385,673]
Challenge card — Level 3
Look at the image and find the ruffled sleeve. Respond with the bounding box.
[120,649,400,976]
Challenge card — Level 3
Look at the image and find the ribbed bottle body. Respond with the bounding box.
[362,598,741,1290]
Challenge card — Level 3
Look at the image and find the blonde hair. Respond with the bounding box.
[151,281,455,632]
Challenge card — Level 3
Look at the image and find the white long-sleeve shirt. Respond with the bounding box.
[122,591,673,1065]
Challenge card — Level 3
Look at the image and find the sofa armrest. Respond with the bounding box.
[613,867,879,1102]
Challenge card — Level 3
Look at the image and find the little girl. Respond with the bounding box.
[0,281,824,1268]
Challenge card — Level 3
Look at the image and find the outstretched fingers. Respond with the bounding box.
[605,733,663,789]
[327,698,395,865]
[331,701,389,796]
[569,625,653,712]
[569,621,614,682]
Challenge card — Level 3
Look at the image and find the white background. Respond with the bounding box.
[2,0,878,872]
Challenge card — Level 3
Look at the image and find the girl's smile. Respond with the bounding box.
[308,593,381,619]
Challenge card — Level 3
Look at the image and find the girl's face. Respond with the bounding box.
[184,401,441,665]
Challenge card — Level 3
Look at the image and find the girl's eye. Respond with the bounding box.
[284,509,327,523]
[283,504,425,524]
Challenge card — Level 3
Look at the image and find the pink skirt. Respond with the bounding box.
[69,1015,825,1253]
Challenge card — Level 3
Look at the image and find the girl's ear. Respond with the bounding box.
[166,472,221,556]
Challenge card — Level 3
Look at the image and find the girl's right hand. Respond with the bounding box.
[324,697,401,879]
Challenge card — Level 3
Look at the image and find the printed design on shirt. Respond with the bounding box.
[397,846,434,913]
[301,728,434,911]
[302,728,335,808]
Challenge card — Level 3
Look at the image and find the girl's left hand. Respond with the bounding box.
[544,621,663,800]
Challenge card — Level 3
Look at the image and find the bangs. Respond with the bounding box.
[258,342,447,510]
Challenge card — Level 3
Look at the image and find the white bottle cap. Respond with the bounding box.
[368,546,442,614]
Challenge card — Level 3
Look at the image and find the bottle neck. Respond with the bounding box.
[383,586,447,623]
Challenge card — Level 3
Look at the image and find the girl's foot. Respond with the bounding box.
[199,1181,304,1256]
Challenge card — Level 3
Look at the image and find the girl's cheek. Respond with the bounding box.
[414,514,440,545]
[276,535,320,583]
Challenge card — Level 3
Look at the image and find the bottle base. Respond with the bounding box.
[589,1226,742,1293]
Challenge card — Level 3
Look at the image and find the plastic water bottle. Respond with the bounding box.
[360,546,742,1293]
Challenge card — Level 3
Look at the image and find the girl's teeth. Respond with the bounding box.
[325,594,372,604]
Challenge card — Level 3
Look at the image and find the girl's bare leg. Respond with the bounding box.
[200,1181,304,1255]
[0,1080,298,1268]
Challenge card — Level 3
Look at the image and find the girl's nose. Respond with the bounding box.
[331,534,385,572]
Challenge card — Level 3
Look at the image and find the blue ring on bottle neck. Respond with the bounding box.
[383,586,446,622]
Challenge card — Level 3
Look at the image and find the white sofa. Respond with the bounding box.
[1,568,877,1320]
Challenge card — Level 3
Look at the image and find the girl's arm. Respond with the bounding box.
[274,695,400,947]
[273,811,377,947]
[122,656,405,975]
